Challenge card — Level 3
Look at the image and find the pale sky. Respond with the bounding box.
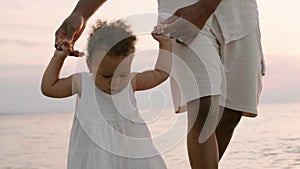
[0,0,299,113]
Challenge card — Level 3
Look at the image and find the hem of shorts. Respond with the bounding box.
[174,91,222,114]
[220,104,258,118]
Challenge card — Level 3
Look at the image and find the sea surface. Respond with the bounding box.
[1,103,300,169]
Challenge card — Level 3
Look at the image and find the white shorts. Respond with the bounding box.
[171,16,265,117]
[209,16,265,117]
[170,16,223,114]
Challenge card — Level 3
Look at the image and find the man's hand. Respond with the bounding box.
[161,0,221,45]
[55,13,86,56]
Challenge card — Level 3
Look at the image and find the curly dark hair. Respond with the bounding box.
[86,19,137,62]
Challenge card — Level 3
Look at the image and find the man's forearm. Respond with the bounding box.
[72,0,107,20]
[195,0,222,19]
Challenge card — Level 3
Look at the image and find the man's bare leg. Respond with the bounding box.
[187,96,220,169]
[216,107,242,159]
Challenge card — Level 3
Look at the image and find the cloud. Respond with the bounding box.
[0,62,84,78]
[0,38,38,47]
[0,64,43,73]
[0,23,54,33]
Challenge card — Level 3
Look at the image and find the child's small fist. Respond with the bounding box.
[54,47,84,59]
[153,24,166,35]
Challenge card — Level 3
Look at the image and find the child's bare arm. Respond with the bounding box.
[41,49,81,98]
[133,30,172,91]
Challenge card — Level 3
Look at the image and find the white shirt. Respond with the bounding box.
[215,0,259,43]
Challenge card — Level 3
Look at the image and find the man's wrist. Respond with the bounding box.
[73,0,107,20]
[70,11,88,23]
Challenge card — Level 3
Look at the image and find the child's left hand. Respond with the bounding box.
[54,47,85,59]
[151,24,171,42]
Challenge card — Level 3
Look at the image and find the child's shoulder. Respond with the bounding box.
[72,72,91,97]
[129,72,141,92]
[72,72,83,82]
[73,72,93,80]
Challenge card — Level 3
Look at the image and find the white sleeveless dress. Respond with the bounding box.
[67,72,167,169]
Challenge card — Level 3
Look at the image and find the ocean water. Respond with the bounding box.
[0,103,300,169]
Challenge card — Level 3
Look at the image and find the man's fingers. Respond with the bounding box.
[54,24,67,46]
[170,29,185,39]
[160,10,183,34]
[61,43,72,51]
[56,40,72,51]
[55,25,77,49]
[65,25,77,43]
[176,32,197,45]
[182,35,195,45]
[163,18,185,35]
[55,28,63,41]
[161,15,179,25]
[55,35,64,49]
[73,23,86,42]
[54,14,85,51]
[161,9,182,24]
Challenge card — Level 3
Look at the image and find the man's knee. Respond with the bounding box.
[187,96,219,113]
[218,108,242,132]
[187,96,220,134]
